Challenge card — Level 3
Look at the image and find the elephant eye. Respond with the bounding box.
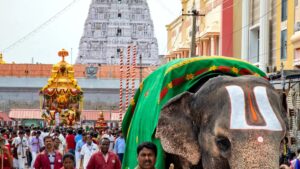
[215,136,231,152]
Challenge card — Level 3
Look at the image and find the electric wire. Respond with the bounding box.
[2,0,81,53]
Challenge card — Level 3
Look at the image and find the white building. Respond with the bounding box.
[76,0,159,65]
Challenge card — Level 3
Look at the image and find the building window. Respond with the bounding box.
[117,28,122,36]
[95,23,101,29]
[281,29,287,59]
[118,13,121,18]
[281,0,287,21]
[117,48,121,53]
[118,0,121,3]
[249,26,260,63]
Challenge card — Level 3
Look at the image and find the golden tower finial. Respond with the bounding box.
[58,49,69,62]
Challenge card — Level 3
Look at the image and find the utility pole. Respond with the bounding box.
[182,10,205,58]
[139,54,142,84]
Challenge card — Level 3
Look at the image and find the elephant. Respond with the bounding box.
[155,75,287,169]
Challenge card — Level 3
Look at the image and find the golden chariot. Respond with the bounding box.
[40,49,83,126]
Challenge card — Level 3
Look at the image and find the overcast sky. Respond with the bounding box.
[0,0,181,64]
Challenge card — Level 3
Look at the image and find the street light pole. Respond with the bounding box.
[190,10,197,58]
[139,54,142,84]
[110,56,114,78]
[182,10,205,58]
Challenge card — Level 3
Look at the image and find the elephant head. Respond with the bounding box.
[155,75,286,169]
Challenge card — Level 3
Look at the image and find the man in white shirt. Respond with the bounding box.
[80,134,98,169]
[25,129,32,168]
[12,130,28,169]
[51,129,66,154]
[39,128,49,149]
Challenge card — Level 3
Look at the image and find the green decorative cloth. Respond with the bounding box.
[122,56,267,169]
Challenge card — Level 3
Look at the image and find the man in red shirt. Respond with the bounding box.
[66,129,76,155]
[86,137,121,169]
[34,136,63,169]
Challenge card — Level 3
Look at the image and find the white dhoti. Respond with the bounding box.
[13,158,18,168]
[17,155,26,169]
[31,151,38,168]
[75,151,79,168]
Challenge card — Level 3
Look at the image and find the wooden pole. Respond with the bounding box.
[119,49,124,125]
[131,45,137,99]
[125,46,131,110]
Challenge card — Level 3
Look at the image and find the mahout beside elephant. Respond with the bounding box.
[121,56,287,169]
[156,75,286,169]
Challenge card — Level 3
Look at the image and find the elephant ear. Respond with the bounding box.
[155,92,201,165]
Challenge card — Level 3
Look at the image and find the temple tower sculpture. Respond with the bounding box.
[76,0,159,65]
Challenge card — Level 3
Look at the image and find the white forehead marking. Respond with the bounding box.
[226,85,282,131]
[254,86,282,131]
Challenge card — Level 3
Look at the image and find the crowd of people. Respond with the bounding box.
[279,138,300,169]
[2,125,300,169]
[3,124,300,169]
[0,125,127,169]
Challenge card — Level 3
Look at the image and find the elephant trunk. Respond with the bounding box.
[228,139,281,169]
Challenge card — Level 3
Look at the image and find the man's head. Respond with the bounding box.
[25,129,31,136]
[99,137,110,154]
[77,129,83,135]
[119,130,123,138]
[36,130,41,137]
[18,130,24,138]
[62,153,75,169]
[12,131,17,137]
[86,134,93,145]
[0,128,6,135]
[82,133,87,142]
[44,135,54,151]
[67,128,73,135]
[108,129,112,134]
[18,125,24,131]
[54,129,60,136]
[137,142,157,169]
[297,148,300,155]
[53,137,61,150]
